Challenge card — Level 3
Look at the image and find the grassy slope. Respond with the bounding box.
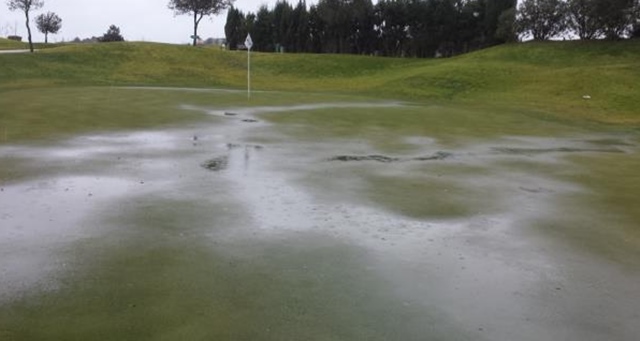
[0,40,639,124]
[0,37,27,50]
[0,37,65,50]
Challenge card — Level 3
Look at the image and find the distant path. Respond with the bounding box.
[0,49,37,54]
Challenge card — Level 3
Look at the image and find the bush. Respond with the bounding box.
[99,25,124,43]
[7,35,22,41]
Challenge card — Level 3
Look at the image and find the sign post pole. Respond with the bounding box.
[245,34,253,100]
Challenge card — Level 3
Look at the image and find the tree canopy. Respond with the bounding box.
[516,0,568,41]
[168,0,235,46]
[516,0,638,40]
[99,25,124,42]
[35,11,61,44]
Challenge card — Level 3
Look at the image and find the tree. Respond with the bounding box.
[375,0,410,57]
[452,0,487,54]
[495,6,517,42]
[307,4,325,53]
[252,5,275,52]
[567,0,601,39]
[224,6,245,49]
[484,0,518,44]
[634,1,640,37]
[272,0,294,52]
[316,0,351,53]
[99,25,124,42]
[593,0,636,39]
[7,0,44,52]
[348,0,375,54]
[168,0,235,46]
[35,11,61,43]
[516,0,568,40]
[291,0,310,53]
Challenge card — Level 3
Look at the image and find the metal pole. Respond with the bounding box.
[245,34,253,100]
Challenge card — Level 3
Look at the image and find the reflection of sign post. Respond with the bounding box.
[245,34,253,99]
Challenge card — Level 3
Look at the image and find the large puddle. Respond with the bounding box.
[1,98,639,340]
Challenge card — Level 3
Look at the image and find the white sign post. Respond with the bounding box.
[245,34,253,100]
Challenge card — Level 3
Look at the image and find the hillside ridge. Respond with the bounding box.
[1,39,638,124]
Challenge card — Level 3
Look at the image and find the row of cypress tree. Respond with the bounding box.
[224,0,639,58]
[225,0,517,58]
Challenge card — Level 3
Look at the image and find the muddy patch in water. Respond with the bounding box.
[201,156,228,172]
[582,138,636,147]
[227,143,264,151]
[329,151,453,163]
[180,102,405,119]
[519,186,555,194]
[201,144,265,172]
[492,146,624,156]
[330,155,399,163]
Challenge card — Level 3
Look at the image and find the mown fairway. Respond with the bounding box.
[0,41,639,340]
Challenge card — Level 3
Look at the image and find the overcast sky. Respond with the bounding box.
[1,0,296,44]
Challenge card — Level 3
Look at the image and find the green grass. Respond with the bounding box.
[1,40,639,126]
[263,103,598,149]
[0,37,65,50]
[0,37,26,50]
[0,86,388,144]
[0,87,204,143]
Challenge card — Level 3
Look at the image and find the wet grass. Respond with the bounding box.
[0,87,371,144]
[364,173,497,219]
[0,196,470,340]
[0,87,201,143]
[262,97,640,254]
[264,103,594,151]
[549,153,640,266]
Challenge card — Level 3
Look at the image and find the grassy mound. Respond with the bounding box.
[0,37,27,50]
[0,40,639,124]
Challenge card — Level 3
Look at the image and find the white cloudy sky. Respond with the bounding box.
[0,0,292,44]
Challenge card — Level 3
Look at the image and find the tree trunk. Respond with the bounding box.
[192,11,198,46]
[25,10,33,53]
[193,11,198,46]
[45,32,48,44]
[192,12,205,47]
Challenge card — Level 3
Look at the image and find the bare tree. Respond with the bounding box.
[168,0,234,46]
[35,11,61,43]
[7,0,43,52]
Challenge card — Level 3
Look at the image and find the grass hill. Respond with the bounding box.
[1,40,639,125]
[0,37,27,50]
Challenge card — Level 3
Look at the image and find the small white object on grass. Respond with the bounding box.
[583,95,592,100]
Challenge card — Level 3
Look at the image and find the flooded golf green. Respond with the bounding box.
[1,87,639,340]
